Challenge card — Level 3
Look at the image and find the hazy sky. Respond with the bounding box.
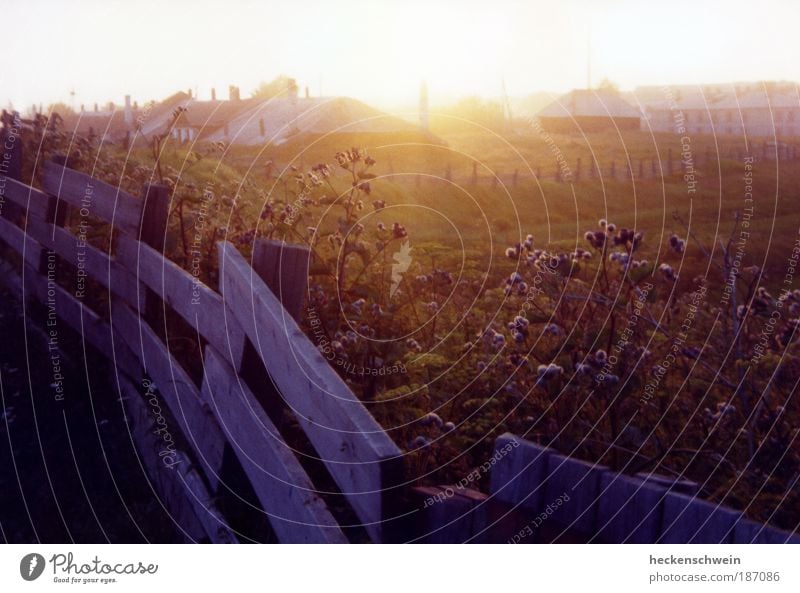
[2,0,798,111]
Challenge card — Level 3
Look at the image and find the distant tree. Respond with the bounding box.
[440,96,505,131]
[252,75,297,99]
[597,78,620,94]
[46,102,75,117]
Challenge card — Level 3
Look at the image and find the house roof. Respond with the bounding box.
[537,89,641,119]
[60,109,135,142]
[205,96,418,145]
[640,85,800,113]
[715,89,800,110]
[138,93,262,138]
[175,98,259,129]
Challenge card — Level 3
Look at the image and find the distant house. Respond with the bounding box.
[205,95,418,146]
[60,86,425,148]
[138,87,256,144]
[640,84,800,137]
[60,95,139,144]
[536,89,642,133]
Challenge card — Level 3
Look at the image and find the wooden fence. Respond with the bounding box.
[0,152,404,543]
[390,142,800,188]
[413,434,800,544]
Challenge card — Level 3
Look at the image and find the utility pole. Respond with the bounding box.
[586,27,592,90]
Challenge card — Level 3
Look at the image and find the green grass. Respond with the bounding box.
[125,128,799,293]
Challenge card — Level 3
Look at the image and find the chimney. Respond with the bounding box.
[124,95,133,127]
[228,85,240,101]
[211,87,216,101]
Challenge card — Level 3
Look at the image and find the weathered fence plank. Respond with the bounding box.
[116,236,245,367]
[118,377,237,543]
[543,453,607,536]
[731,520,800,544]
[595,473,664,543]
[489,433,550,512]
[218,241,403,543]
[411,485,487,543]
[0,215,42,267]
[488,434,800,545]
[111,301,226,491]
[658,492,740,544]
[24,263,140,375]
[26,217,143,305]
[42,161,142,235]
[0,175,50,218]
[200,346,348,543]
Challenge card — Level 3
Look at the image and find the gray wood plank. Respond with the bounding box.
[489,433,550,512]
[26,217,143,306]
[201,346,347,543]
[111,300,226,491]
[0,216,42,267]
[543,453,607,536]
[218,240,402,542]
[119,377,237,543]
[595,472,665,543]
[0,175,50,218]
[658,492,741,543]
[42,161,142,235]
[117,236,245,367]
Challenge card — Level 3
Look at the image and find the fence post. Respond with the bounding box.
[138,183,171,326]
[139,184,171,251]
[38,154,71,275]
[251,239,310,323]
[0,111,22,181]
[1,112,24,223]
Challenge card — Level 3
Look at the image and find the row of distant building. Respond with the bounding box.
[60,83,421,147]
[536,82,800,138]
[56,80,800,146]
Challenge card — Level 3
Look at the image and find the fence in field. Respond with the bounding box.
[412,434,800,544]
[1,133,797,543]
[389,141,800,188]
